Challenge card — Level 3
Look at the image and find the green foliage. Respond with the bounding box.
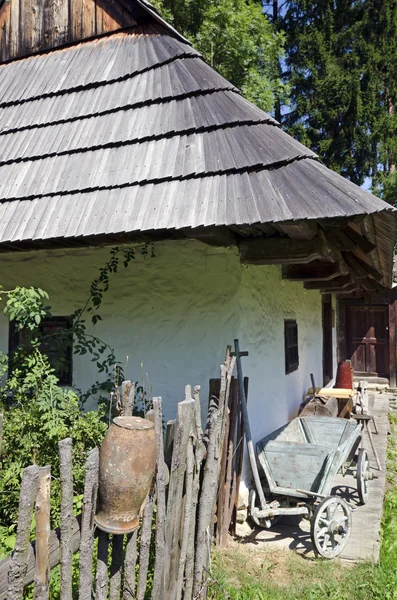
[0,244,156,558]
[280,0,397,193]
[151,0,286,112]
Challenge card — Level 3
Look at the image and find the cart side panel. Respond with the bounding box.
[300,417,360,450]
[256,441,330,494]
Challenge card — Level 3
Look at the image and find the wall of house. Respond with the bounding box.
[0,239,324,479]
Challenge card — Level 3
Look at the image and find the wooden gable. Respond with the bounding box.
[0,0,137,62]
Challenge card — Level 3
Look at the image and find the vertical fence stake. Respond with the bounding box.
[123,531,138,600]
[122,381,135,417]
[59,439,73,600]
[95,531,109,600]
[34,466,51,600]
[109,535,124,600]
[7,465,39,600]
[78,448,99,600]
[137,493,155,600]
[151,397,166,600]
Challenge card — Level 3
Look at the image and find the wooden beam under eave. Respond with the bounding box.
[343,251,383,282]
[304,275,353,291]
[239,235,329,266]
[282,261,341,282]
[322,226,375,254]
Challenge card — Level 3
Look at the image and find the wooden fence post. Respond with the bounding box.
[193,358,235,599]
[78,448,99,600]
[184,387,205,600]
[109,535,124,600]
[59,439,73,600]
[95,531,109,600]
[151,397,166,600]
[123,531,138,600]
[122,381,135,417]
[136,493,155,600]
[34,466,51,600]
[7,465,39,600]
[164,398,195,600]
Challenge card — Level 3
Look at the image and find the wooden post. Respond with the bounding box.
[95,531,109,600]
[389,297,397,388]
[122,381,135,416]
[184,387,204,600]
[164,399,195,600]
[78,448,99,600]
[137,493,155,600]
[175,439,194,600]
[7,465,39,600]
[109,535,124,600]
[151,397,166,600]
[234,339,266,510]
[193,357,235,598]
[123,531,138,600]
[58,439,73,600]
[34,466,51,600]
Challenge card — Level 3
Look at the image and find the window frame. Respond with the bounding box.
[9,316,73,386]
[284,319,299,375]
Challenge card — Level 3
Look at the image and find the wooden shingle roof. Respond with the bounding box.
[0,10,395,288]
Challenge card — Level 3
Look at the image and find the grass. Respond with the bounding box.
[207,414,397,600]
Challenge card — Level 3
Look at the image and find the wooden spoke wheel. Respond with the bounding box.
[310,496,351,559]
[357,448,370,505]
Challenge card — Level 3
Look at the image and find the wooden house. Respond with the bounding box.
[0,0,396,452]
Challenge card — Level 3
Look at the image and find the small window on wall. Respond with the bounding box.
[284,319,299,375]
[9,316,73,385]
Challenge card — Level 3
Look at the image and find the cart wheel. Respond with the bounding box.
[310,496,351,559]
[357,448,370,505]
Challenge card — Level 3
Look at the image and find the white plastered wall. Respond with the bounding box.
[0,239,323,480]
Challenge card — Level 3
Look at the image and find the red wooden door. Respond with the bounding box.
[346,305,389,377]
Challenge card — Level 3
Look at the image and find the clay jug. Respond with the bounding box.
[95,416,157,534]
[335,361,353,390]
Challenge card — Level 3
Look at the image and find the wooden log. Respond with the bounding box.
[136,493,155,600]
[109,535,124,600]
[193,358,234,598]
[34,467,51,600]
[184,387,205,600]
[232,377,249,536]
[192,396,219,599]
[164,399,195,600]
[282,261,341,282]
[151,398,166,600]
[304,275,353,290]
[7,465,39,600]
[123,531,138,600]
[95,531,109,600]
[175,439,194,600]
[0,517,81,600]
[164,420,176,465]
[240,236,326,265]
[122,381,135,417]
[78,448,99,600]
[59,439,74,600]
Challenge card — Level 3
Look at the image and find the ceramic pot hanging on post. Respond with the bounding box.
[95,416,157,535]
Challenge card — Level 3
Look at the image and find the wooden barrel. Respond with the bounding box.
[335,361,353,389]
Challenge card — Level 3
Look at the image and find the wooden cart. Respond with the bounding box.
[249,415,372,558]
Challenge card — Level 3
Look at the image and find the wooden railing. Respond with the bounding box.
[0,350,244,600]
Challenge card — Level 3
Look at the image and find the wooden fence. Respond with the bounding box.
[0,351,245,600]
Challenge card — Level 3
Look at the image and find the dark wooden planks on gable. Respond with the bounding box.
[0,0,137,62]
